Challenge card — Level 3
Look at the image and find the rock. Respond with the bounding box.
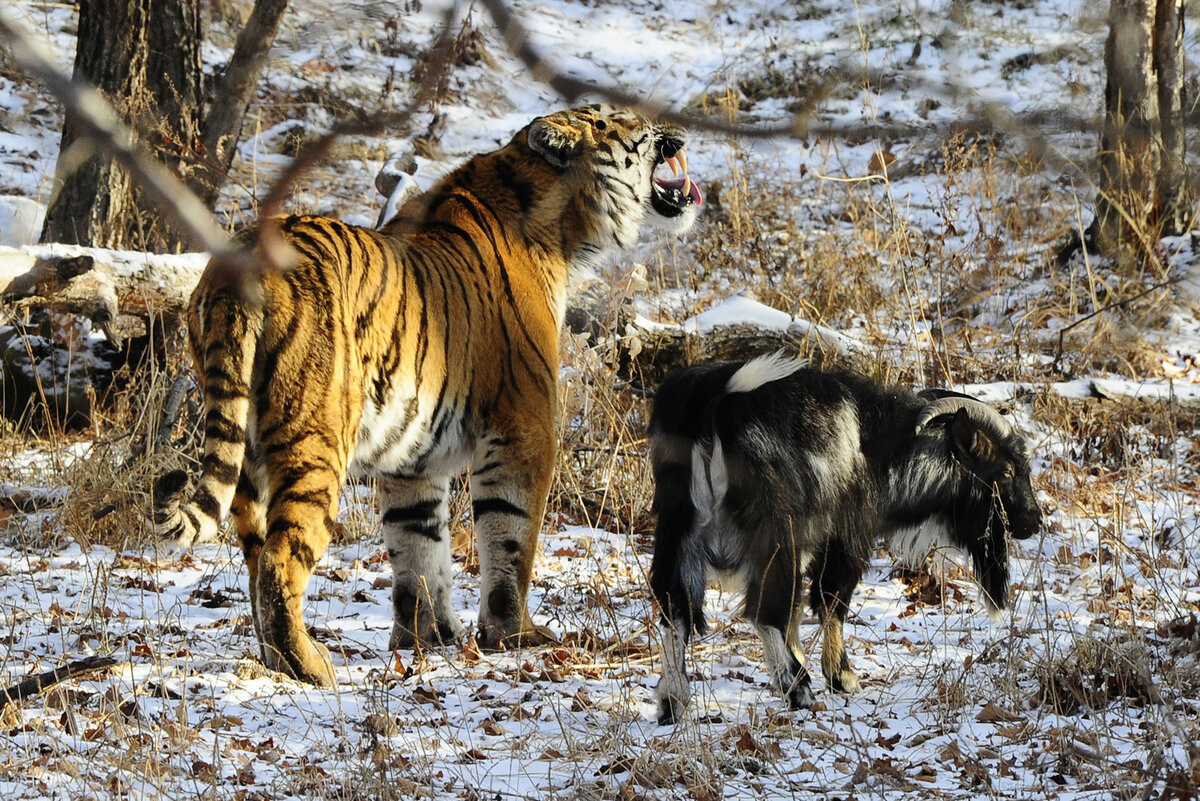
[0,314,118,430]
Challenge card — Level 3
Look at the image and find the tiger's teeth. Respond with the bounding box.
[678,151,688,173]
[665,156,680,176]
[682,176,692,198]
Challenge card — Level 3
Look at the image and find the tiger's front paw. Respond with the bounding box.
[389,586,464,649]
[477,619,557,651]
[388,615,464,650]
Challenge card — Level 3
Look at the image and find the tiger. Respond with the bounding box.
[152,104,703,686]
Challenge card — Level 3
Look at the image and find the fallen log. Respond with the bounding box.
[1,245,204,338]
[565,276,875,384]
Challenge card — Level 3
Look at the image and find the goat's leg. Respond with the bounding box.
[745,557,815,710]
[810,539,864,694]
[649,519,704,724]
[754,622,816,709]
[649,434,707,724]
[656,616,692,724]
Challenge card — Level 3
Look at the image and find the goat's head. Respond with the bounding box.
[914,395,1041,611]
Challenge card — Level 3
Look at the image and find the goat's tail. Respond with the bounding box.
[688,437,727,525]
[694,351,803,515]
[725,351,805,395]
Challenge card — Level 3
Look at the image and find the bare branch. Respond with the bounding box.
[0,655,119,710]
[192,0,291,207]
[0,8,234,258]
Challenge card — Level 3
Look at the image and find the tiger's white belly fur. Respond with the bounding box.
[351,382,474,478]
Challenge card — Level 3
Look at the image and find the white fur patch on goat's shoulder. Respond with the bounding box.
[808,402,861,499]
[727,352,805,394]
[890,521,957,569]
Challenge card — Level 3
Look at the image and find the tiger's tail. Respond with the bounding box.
[153,283,264,549]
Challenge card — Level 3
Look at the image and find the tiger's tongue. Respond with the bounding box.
[656,176,704,206]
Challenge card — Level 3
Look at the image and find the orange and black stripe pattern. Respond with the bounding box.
[151,105,700,686]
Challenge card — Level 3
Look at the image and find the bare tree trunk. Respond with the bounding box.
[188,0,290,210]
[1092,0,1191,271]
[1153,0,1188,236]
[40,0,289,251]
[41,0,202,252]
[1094,0,1159,270]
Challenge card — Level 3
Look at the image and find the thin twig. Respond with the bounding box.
[257,2,461,222]
[1052,276,1178,373]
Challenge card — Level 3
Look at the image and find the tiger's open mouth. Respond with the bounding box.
[651,143,703,218]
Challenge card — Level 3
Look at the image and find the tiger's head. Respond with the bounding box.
[521,104,702,268]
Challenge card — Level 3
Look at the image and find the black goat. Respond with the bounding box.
[647,353,1041,724]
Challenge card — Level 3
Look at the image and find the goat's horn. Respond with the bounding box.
[914,396,1014,439]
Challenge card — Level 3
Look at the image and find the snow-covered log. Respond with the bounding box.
[566,276,874,383]
[1,246,206,337]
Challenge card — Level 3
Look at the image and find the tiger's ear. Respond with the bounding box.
[528,117,584,167]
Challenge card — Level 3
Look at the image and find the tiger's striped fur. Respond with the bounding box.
[152,105,701,686]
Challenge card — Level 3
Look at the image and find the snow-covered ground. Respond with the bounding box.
[1,0,1199,798]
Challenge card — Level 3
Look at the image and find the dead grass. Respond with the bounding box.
[3,9,1200,798]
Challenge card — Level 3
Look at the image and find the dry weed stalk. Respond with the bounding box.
[0,4,1197,800]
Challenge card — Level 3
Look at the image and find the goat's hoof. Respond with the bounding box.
[657,695,685,725]
[787,680,817,710]
[829,669,860,694]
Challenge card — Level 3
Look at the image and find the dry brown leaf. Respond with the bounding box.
[976,702,1023,723]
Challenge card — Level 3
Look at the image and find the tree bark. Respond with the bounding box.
[1092,0,1191,271]
[41,0,202,252]
[1094,0,1158,269]
[40,0,289,251]
[1153,0,1188,236]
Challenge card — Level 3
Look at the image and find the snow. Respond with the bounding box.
[0,196,44,246]
[1,0,1199,799]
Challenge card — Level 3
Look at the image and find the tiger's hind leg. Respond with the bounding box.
[382,473,465,649]
[471,425,557,649]
[229,441,269,657]
[254,437,344,687]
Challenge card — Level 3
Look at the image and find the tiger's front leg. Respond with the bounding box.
[471,424,557,649]
[383,473,465,649]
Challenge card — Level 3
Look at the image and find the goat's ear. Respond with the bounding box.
[528,117,585,167]
[949,408,997,464]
